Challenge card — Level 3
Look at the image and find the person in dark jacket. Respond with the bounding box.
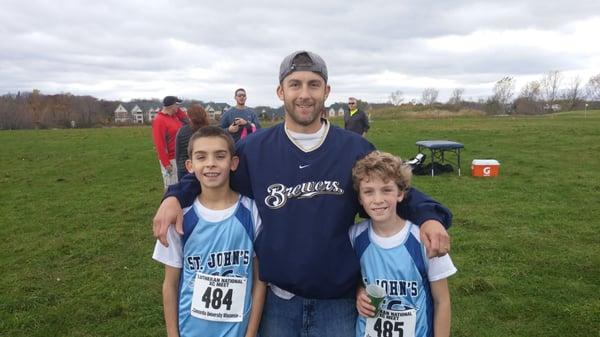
[344,97,370,136]
[174,104,210,180]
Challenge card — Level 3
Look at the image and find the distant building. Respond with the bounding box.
[147,107,159,122]
[114,104,132,123]
[544,104,561,112]
[131,105,144,123]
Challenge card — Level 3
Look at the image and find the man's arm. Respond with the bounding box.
[220,111,231,129]
[163,266,181,337]
[398,187,452,228]
[153,174,200,246]
[152,122,170,168]
[251,111,262,129]
[362,111,370,134]
[398,187,452,257]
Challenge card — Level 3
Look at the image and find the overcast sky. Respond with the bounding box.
[1,0,599,107]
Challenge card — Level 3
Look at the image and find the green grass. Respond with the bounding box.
[1,111,599,336]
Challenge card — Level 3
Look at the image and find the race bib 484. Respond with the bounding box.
[191,273,247,322]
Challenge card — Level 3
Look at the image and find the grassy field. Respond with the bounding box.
[1,111,599,336]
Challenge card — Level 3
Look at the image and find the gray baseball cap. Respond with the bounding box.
[279,50,328,83]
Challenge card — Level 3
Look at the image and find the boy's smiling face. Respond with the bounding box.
[358,176,404,225]
[185,136,239,190]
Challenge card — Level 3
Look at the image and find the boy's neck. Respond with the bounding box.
[197,187,239,210]
[371,215,407,237]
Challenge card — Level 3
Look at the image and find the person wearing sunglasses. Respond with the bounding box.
[221,88,262,143]
[344,97,370,137]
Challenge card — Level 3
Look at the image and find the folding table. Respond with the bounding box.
[415,140,464,176]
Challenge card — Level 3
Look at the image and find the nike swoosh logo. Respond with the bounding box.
[299,164,310,169]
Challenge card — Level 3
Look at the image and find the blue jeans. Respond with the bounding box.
[259,287,357,337]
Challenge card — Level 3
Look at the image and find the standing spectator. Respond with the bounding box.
[220,88,262,142]
[152,96,186,189]
[344,97,370,136]
[174,104,210,180]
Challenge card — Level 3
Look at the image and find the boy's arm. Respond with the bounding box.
[163,265,181,337]
[245,257,267,337]
[153,173,200,246]
[430,278,451,337]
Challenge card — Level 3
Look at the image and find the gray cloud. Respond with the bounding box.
[0,0,598,105]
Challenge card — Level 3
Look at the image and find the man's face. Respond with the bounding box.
[348,99,357,109]
[235,90,247,106]
[277,71,330,132]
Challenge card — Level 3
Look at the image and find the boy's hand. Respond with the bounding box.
[420,220,450,257]
[356,286,376,317]
[152,196,183,247]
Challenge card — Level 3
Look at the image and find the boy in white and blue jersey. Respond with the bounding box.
[153,126,266,337]
[350,151,457,337]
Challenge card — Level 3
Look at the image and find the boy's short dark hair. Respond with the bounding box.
[187,126,236,158]
[352,151,412,192]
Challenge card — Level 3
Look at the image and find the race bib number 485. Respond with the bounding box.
[364,309,416,337]
[191,273,247,322]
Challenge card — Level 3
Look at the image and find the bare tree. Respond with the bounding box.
[586,73,600,100]
[519,80,542,101]
[541,70,562,105]
[388,90,404,106]
[493,76,515,106]
[562,76,583,110]
[447,88,464,106]
[516,80,542,114]
[487,76,515,114]
[421,88,439,106]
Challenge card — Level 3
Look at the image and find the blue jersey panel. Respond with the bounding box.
[355,225,434,337]
[178,202,255,337]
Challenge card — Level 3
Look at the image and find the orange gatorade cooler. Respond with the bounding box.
[471,159,500,177]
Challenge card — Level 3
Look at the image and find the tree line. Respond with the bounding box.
[0,90,119,130]
[388,71,600,115]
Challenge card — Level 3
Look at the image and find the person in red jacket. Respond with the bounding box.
[152,96,188,189]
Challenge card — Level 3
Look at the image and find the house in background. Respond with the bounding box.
[147,107,159,122]
[205,103,230,121]
[114,104,132,123]
[328,107,336,117]
[131,105,144,123]
[326,105,345,117]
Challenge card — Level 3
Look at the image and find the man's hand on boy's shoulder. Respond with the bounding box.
[153,196,184,247]
[420,220,450,258]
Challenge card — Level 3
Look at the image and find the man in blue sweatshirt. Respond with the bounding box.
[153,50,452,337]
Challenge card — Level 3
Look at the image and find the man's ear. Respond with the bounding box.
[276,85,284,101]
[230,156,240,172]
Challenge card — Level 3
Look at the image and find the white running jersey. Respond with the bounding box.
[153,196,261,337]
[349,220,456,337]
